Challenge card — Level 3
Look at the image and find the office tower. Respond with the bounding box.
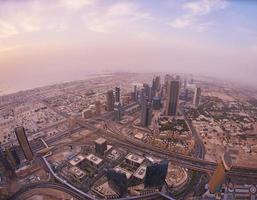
[143,83,151,102]
[15,126,34,161]
[95,138,107,155]
[106,90,115,111]
[114,102,122,122]
[107,169,128,197]
[115,87,120,102]
[152,96,161,110]
[152,76,161,95]
[208,152,232,194]
[133,85,137,101]
[193,87,201,107]
[144,160,168,188]
[165,80,180,116]
[139,88,145,107]
[95,100,101,116]
[141,100,152,127]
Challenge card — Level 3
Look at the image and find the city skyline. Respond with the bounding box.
[1,0,257,94]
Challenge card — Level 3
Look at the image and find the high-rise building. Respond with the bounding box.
[115,87,120,103]
[152,96,161,110]
[139,88,145,107]
[143,83,151,102]
[106,90,115,111]
[141,100,152,127]
[208,152,232,194]
[144,160,168,188]
[95,100,101,116]
[15,127,34,161]
[107,169,128,197]
[133,85,137,101]
[193,87,201,107]
[95,138,107,155]
[114,102,122,122]
[165,80,180,116]
[152,76,161,96]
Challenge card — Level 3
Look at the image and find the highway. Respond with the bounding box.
[75,117,257,181]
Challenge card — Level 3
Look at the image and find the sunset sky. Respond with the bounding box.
[0,0,257,93]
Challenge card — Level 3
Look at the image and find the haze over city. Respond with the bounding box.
[1,0,257,94]
[1,1,257,200]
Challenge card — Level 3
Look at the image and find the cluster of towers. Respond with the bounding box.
[106,87,122,121]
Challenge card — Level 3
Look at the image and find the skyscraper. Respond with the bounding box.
[115,87,120,103]
[193,87,201,107]
[152,76,161,96]
[106,90,115,111]
[107,169,128,197]
[144,160,168,188]
[95,138,107,155]
[165,80,180,116]
[139,88,145,107]
[95,100,101,116]
[208,152,232,194]
[114,102,122,122]
[141,100,152,127]
[133,85,137,101]
[143,83,151,102]
[15,127,34,161]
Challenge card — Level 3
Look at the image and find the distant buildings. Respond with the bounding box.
[141,100,152,127]
[114,102,122,122]
[115,87,120,103]
[107,169,128,197]
[193,87,201,107]
[144,160,168,188]
[106,90,115,111]
[95,138,107,155]
[208,152,232,194]
[165,80,180,116]
[15,127,34,161]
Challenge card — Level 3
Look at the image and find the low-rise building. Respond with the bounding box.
[125,153,145,168]
[86,154,103,168]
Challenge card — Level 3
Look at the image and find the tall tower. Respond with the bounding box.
[114,102,122,122]
[165,80,180,116]
[115,87,120,103]
[208,152,232,194]
[15,127,34,161]
[141,100,152,127]
[193,87,201,108]
[106,90,115,111]
[143,83,151,102]
[95,100,101,116]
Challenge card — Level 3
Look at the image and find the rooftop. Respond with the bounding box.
[133,165,146,180]
[69,155,86,166]
[86,154,103,165]
[126,153,145,164]
[95,137,107,145]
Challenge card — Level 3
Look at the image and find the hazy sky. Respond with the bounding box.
[0,0,257,93]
